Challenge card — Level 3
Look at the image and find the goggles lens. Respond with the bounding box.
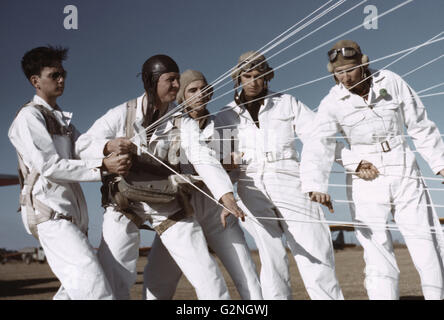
[328,47,358,62]
[49,70,67,80]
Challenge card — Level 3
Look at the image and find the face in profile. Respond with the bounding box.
[156,72,180,104]
[184,79,211,114]
[240,69,265,100]
[31,65,66,99]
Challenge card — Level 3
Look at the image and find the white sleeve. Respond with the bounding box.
[394,73,444,174]
[180,117,233,201]
[75,106,125,159]
[8,108,102,183]
[291,96,315,144]
[300,98,340,194]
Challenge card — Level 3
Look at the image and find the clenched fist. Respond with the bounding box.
[308,191,334,213]
[104,137,135,156]
[102,153,132,176]
[219,192,245,228]
[356,160,379,181]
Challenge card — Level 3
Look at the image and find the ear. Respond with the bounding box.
[361,54,369,66]
[30,75,40,89]
[333,75,339,84]
[327,62,334,73]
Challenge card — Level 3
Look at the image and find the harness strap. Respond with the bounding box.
[22,167,55,239]
[14,102,74,240]
[125,98,138,139]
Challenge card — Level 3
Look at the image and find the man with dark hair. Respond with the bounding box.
[76,55,245,299]
[301,40,444,299]
[8,46,128,299]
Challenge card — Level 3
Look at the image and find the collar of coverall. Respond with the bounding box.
[136,93,180,133]
[335,68,385,101]
[33,95,73,125]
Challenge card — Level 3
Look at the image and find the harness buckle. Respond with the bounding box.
[381,140,391,152]
[265,152,275,162]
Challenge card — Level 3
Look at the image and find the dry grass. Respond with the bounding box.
[0,246,423,300]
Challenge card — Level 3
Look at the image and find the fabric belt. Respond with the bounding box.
[351,136,404,154]
[263,149,298,162]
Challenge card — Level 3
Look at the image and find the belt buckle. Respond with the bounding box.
[381,140,391,152]
[265,152,275,162]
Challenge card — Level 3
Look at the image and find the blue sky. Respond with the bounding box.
[1,0,444,250]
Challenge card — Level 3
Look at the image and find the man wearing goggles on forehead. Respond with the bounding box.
[301,39,444,300]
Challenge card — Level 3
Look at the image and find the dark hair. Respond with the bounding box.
[21,46,68,80]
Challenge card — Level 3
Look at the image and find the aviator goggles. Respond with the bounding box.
[328,47,359,62]
[48,70,67,81]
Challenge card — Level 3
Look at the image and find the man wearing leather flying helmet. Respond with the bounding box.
[215,51,344,300]
[301,40,444,300]
[76,55,245,300]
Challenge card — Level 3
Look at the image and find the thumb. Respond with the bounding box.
[327,200,334,213]
[220,210,228,229]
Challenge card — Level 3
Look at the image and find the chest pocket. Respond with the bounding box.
[270,114,295,143]
[338,111,365,127]
[371,101,402,132]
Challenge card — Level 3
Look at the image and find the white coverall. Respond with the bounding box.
[8,95,114,300]
[300,69,444,300]
[143,115,262,300]
[76,94,235,300]
[216,91,344,300]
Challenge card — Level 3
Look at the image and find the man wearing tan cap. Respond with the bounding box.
[216,51,344,300]
[143,69,263,300]
[301,40,444,299]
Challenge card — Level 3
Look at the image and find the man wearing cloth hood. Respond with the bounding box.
[143,69,262,300]
[301,40,444,299]
[76,55,245,299]
[216,51,344,300]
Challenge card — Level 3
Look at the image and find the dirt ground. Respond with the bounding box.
[0,246,423,300]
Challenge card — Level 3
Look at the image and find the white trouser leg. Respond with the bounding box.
[37,219,114,300]
[143,234,182,300]
[97,206,140,300]
[351,177,400,300]
[279,207,344,300]
[394,173,444,300]
[193,192,262,300]
[262,171,343,300]
[159,217,231,300]
[53,286,71,300]
[237,185,292,300]
[203,220,263,300]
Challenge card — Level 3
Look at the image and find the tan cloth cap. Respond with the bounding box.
[231,51,274,86]
[176,69,212,104]
[327,40,369,73]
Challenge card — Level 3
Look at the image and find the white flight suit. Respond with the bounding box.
[143,115,263,300]
[76,94,234,300]
[8,95,114,300]
[300,69,444,300]
[216,91,344,300]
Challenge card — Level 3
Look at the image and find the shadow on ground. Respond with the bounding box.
[400,296,424,300]
[0,278,58,298]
